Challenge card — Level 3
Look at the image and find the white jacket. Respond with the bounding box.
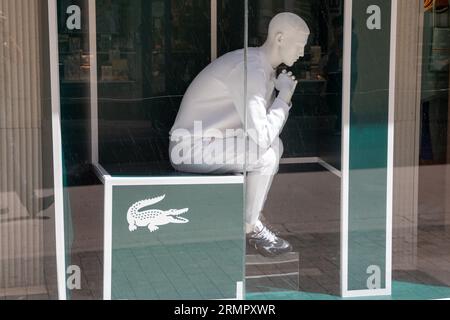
[170,47,291,149]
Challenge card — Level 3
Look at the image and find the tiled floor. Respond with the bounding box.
[246,280,450,300]
[2,228,450,300]
[110,240,243,300]
[2,163,450,300]
[245,226,450,300]
[245,163,450,300]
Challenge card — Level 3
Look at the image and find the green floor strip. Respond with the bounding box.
[246,281,450,300]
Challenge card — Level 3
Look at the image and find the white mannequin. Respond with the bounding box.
[169,13,310,257]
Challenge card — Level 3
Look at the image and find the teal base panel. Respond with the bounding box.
[109,183,244,300]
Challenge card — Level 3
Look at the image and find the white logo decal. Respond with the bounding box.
[366,265,382,289]
[67,265,81,290]
[66,5,81,31]
[127,195,189,233]
[366,5,382,30]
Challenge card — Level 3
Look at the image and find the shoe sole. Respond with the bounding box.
[247,241,293,258]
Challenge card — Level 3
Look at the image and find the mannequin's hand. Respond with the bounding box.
[274,70,298,105]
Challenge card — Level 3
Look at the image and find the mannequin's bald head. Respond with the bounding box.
[268,12,310,39]
[262,13,310,68]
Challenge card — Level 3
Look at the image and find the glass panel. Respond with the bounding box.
[245,0,343,300]
[3,0,447,301]
[346,0,391,293]
[57,0,246,300]
[0,0,59,300]
[57,0,100,300]
[390,0,450,301]
[97,0,213,174]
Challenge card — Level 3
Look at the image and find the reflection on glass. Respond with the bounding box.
[19,0,449,301]
[392,0,450,301]
[245,0,343,299]
[97,0,212,173]
[0,0,58,300]
[57,0,246,300]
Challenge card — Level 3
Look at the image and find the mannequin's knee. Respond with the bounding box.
[272,138,284,161]
[259,139,283,175]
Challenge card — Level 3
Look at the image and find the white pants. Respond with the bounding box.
[169,136,283,232]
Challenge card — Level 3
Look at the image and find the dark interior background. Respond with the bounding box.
[58,0,343,185]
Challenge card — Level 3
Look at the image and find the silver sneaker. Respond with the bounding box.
[247,224,293,258]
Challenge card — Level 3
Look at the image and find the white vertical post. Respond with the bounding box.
[236,281,244,300]
[341,0,397,298]
[103,179,113,300]
[340,0,352,298]
[48,0,67,300]
[386,0,398,296]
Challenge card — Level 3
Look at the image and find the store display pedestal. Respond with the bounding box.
[93,163,245,300]
[246,251,300,294]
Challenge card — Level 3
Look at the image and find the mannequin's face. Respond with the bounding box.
[277,31,309,67]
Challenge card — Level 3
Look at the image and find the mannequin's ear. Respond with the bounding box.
[275,32,284,44]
